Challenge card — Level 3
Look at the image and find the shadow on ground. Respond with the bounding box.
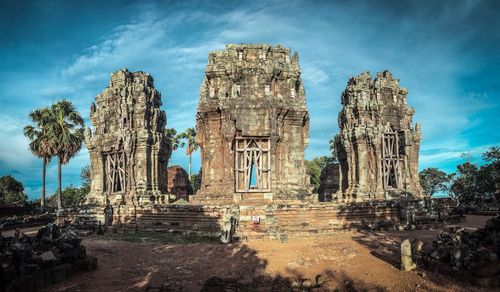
[42,232,386,292]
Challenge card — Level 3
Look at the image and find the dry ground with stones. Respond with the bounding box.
[41,216,494,292]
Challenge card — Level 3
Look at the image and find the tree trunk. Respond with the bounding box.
[188,153,192,181]
[57,156,63,210]
[41,157,46,210]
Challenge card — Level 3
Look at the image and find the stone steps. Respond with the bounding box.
[236,230,270,241]
[136,213,221,219]
[189,196,234,205]
[133,205,227,235]
[266,203,401,236]
[239,194,273,206]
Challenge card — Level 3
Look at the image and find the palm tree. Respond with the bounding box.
[165,128,180,166]
[178,128,199,179]
[23,107,54,210]
[46,99,85,210]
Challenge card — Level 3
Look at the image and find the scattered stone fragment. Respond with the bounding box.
[0,224,96,290]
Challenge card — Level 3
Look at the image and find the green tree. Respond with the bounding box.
[479,147,500,201]
[24,107,55,209]
[46,100,85,210]
[447,147,500,206]
[46,185,86,209]
[449,162,480,205]
[165,128,180,166]
[483,146,500,162]
[419,168,450,196]
[328,134,339,163]
[191,167,202,192]
[178,128,199,179]
[306,156,335,192]
[80,165,91,194]
[0,175,27,205]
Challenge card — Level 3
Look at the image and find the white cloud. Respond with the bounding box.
[420,144,492,168]
[302,66,330,86]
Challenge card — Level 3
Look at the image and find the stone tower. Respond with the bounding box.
[335,71,423,201]
[85,69,171,208]
[195,44,310,201]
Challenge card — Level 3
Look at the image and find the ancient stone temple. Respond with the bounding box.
[84,69,171,208]
[333,71,423,201]
[195,44,310,201]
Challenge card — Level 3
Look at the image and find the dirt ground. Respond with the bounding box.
[40,215,495,292]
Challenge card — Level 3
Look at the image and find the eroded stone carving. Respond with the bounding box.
[85,69,171,207]
[195,44,310,200]
[334,71,423,201]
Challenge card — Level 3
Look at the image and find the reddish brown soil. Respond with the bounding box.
[41,216,495,292]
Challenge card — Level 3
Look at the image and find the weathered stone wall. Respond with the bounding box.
[335,71,423,201]
[195,44,310,200]
[131,201,401,240]
[85,69,171,207]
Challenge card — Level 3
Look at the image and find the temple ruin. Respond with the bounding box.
[195,44,310,202]
[333,71,424,201]
[84,69,171,213]
[66,45,426,238]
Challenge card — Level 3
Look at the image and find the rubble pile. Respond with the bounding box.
[422,216,500,286]
[0,224,96,291]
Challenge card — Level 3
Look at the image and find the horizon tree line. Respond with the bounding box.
[419,146,499,206]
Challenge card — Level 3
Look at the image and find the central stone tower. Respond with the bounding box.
[195,44,310,202]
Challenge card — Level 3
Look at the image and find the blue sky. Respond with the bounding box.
[0,0,498,200]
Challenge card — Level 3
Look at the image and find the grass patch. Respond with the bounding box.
[102,230,218,244]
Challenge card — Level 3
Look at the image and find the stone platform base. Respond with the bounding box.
[62,198,404,241]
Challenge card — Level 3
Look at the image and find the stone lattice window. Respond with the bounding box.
[235,137,271,192]
[103,150,127,193]
[381,132,402,190]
